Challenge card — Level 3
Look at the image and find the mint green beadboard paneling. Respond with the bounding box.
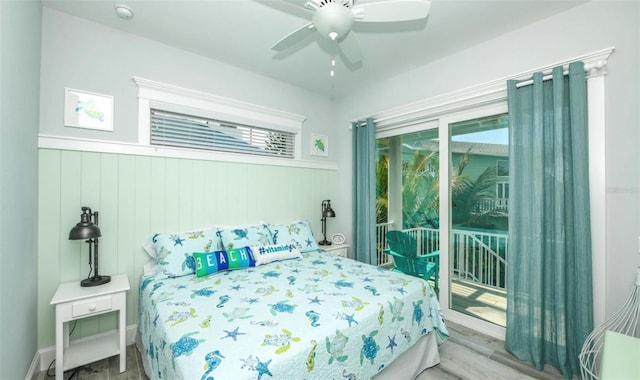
[37,149,337,348]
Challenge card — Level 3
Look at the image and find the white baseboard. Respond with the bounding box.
[24,353,40,380]
[28,324,138,376]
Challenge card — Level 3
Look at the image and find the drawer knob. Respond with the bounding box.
[89,304,97,311]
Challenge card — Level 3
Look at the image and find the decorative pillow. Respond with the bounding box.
[152,228,219,279]
[266,221,319,252]
[193,247,255,277]
[218,225,273,251]
[249,243,302,266]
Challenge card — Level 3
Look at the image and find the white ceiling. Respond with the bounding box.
[41,0,586,98]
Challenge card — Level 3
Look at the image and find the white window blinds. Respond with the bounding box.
[150,109,295,158]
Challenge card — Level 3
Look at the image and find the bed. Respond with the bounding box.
[137,223,448,379]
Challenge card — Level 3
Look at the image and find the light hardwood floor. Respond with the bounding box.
[417,321,565,380]
[33,321,564,380]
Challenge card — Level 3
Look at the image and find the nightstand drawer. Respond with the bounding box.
[72,295,112,317]
[321,243,349,258]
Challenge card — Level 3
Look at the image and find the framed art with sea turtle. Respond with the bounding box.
[310,133,328,157]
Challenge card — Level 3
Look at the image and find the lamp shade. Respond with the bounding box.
[69,223,101,240]
[322,201,335,218]
[323,207,335,218]
[69,209,101,240]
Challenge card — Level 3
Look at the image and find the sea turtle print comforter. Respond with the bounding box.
[138,251,448,380]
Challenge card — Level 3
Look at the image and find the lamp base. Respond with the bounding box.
[318,240,332,246]
[81,275,111,287]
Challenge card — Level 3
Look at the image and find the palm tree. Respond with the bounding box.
[450,150,501,228]
[377,148,503,231]
[376,155,389,224]
[401,150,439,229]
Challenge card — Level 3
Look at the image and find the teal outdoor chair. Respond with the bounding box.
[385,230,440,291]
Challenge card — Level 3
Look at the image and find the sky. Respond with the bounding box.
[452,128,508,145]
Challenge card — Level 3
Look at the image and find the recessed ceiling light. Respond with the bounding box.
[114,4,134,20]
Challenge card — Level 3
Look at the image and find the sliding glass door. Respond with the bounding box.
[376,104,509,338]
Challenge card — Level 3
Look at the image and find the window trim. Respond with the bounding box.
[133,76,306,160]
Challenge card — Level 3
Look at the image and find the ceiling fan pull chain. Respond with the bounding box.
[330,40,337,77]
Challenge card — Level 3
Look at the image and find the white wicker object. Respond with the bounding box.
[579,267,640,380]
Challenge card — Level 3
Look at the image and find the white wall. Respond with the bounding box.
[335,1,640,317]
[0,1,41,378]
[39,8,337,163]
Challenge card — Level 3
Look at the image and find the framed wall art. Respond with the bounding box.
[310,133,328,157]
[64,88,114,131]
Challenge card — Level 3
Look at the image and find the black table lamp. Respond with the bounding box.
[69,207,111,287]
[319,199,335,246]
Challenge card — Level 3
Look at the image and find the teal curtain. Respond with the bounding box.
[352,117,377,265]
[505,62,593,379]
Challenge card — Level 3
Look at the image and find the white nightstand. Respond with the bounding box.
[321,243,350,258]
[50,273,130,380]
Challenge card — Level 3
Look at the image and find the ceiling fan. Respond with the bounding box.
[272,0,431,64]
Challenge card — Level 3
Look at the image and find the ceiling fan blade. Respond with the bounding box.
[279,0,310,9]
[337,30,362,64]
[353,0,431,22]
[271,22,316,51]
[277,0,320,12]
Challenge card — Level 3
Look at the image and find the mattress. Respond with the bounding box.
[138,250,448,379]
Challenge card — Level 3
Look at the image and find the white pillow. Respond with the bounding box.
[249,243,302,266]
[143,258,159,275]
[143,238,157,259]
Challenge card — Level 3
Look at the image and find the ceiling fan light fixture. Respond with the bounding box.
[312,2,354,41]
[272,0,431,65]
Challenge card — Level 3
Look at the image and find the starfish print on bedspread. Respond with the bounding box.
[255,357,272,380]
[386,334,397,354]
[394,287,407,295]
[221,326,245,341]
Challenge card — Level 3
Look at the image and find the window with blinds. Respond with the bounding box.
[150,109,296,158]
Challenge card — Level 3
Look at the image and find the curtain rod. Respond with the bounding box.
[514,60,606,88]
[515,70,568,88]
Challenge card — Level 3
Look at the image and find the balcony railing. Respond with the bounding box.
[376,222,395,266]
[474,199,509,213]
[375,223,508,291]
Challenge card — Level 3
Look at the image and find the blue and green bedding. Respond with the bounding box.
[138,251,448,380]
